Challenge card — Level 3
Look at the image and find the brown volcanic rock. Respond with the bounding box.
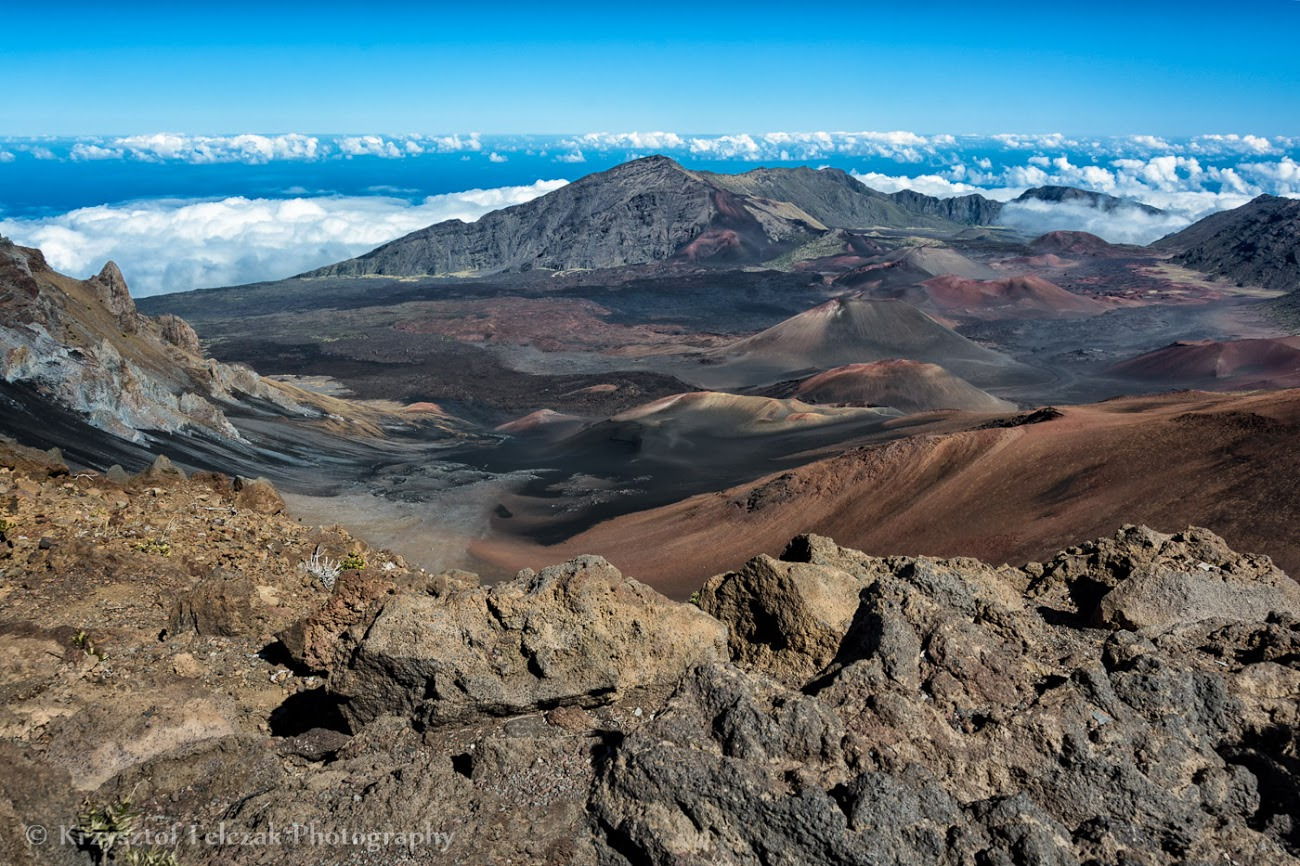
[1110,336,1300,389]
[588,526,1300,866]
[776,359,1016,413]
[707,297,1024,387]
[3,440,1300,865]
[1029,230,1129,257]
[905,274,1111,319]
[475,389,1300,594]
[698,553,865,685]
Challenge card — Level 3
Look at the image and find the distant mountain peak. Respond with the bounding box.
[1015,185,1164,215]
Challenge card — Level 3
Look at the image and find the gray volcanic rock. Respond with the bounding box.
[0,237,322,448]
[699,165,962,230]
[592,526,1300,865]
[308,156,827,277]
[888,188,1006,225]
[1017,185,1165,215]
[1153,194,1300,291]
[329,554,729,728]
[303,158,1155,279]
[8,509,1300,865]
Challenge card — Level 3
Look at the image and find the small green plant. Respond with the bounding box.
[134,539,172,557]
[73,630,109,661]
[688,591,701,607]
[341,552,366,571]
[75,798,181,865]
[125,848,182,866]
[0,518,14,535]
[75,798,139,863]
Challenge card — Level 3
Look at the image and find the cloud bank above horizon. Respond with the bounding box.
[3,130,1299,294]
[0,181,566,296]
[3,131,1295,167]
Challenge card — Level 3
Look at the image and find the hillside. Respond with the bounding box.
[303,157,1159,279]
[765,360,1017,413]
[1015,185,1165,215]
[705,297,1024,386]
[881,274,1112,319]
[698,165,961,230]
[886,188,1005,225]
[1110,336,1300,389]
[1152,194,1300,291]
[475,389,1300,593]
[832,245,997,291]
[0,237,461,486]
[307,156,829,277]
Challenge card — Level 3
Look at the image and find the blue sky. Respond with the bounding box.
[5,1,1299,137]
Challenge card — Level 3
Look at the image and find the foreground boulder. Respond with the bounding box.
[330,554,729,728]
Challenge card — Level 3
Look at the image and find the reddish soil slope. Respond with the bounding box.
[474,390,1300,596]
[776,360,1016,413]
[1111,337,1300,389]
[893,274,1111,319]
[1029,231,1128,257]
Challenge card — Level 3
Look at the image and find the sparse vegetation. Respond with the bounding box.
[75,798,138,863]
[124,849,182,866]
[688,591,701,607]
[300,544,342,589]
[74,798,183,865]
[341,552,366,571]
[134,539,172,557]
[73,629,109,661]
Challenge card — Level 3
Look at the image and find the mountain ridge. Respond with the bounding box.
[1153,194,1300,292]
[302,157,1172,280]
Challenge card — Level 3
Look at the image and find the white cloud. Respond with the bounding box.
[338,135,404,158]
[69,143,123,160]
[1236,156,1300,194]
[561,130,961,162]
[488,152,508,163]
[73,133,324,164]
[1190,133,1277,155]
[688,134,762,159]
[335,133,483,158]
[1128,135,1173,151]
[0,180,568,296]
[996,199,1197,245]
[564,131,689,151]
[422,134,483,153]
[554,150,587,163]
[0,151,13,163]
[990,133,1075,150]
[850,170,994,199]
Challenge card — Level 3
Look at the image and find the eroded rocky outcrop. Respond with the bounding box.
[2,448,1298,866]
[0,237,323,447]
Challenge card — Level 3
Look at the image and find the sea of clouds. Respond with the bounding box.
[0,181,566,296]
[1,131,1297,295]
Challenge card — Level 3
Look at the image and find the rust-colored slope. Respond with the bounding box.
[783,360,1016,413]
[908,274,1112,319]
[472,390,1300,596]
[1111,337,1300,389]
